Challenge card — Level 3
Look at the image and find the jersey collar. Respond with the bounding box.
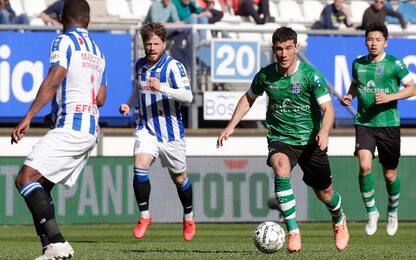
[64,27,89,34]
[367,52,386,63]
[145,52,168,69]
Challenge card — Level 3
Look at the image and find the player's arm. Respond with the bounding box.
[316,100,335,151]
[151,61,193,103]
[216,91,257,148]
[11,66,67,144]
[375,80,416,104]
[119,85,139,116]
[341,78,358,106]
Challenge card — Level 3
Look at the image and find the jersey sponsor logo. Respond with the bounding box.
[270,98,311,113]
[360,80,390,94]
[50,51,60,63]
[75,103,98,115]
[291,83,301,94]
[376,65,384,75]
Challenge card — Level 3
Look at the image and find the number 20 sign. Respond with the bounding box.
[211,39,260,83]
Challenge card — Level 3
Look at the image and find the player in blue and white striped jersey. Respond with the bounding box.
[119,22,195,241]
[11,1,106,259]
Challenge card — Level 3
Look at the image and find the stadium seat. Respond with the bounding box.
[237,22,263,41]
[278,0,306,23]
[9,0,24,16]
[302,0,324,23]
[268,1,283,23]
[351,1,370,25]
[131,0,153,21]
[22,0,47,18]
[387,24,403,33]
[106,0,136,19]
[385,1,400,25]
[398,1,416,24]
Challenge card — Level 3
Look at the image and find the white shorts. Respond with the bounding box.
[24,128,96,187]
[133,128,186,174]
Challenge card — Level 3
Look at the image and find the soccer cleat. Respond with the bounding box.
[183,219,196,241]
[34,241,74,260]
[133,217,152,239]
[365,210,379,236]
[333,214,349,252]
[386,213,398,236]
[287,232,301,253]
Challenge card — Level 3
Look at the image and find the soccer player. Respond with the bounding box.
[217,27,349,253]
[10,0,107,259]
[119,22,195,241]
[341,22,416,236]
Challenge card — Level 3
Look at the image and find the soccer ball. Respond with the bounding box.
[253,221,285,254]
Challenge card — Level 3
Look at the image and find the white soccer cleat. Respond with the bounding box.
[34,241,74,260]
[386,213,398,236]
[365,210,380,236]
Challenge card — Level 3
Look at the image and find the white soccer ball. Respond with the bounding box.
[253,221,285,254]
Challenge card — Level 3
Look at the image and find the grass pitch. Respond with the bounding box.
[0,222,415,259]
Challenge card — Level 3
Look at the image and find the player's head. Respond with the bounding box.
[140,22,167,65]
[365,22,388,57]
[272,27,298,70]
[334,0,344,11]
[372,0,385,11]
[61,0,90,29]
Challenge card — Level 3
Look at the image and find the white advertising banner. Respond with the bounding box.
[203,91,267,120]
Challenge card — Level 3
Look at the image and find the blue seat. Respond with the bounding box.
[385,1,400,24]
[398,1,416,24]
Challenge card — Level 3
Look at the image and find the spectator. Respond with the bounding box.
[196,0,224,24]
[39,0,66,25]
[313,0,353,30]
[0,0,29,24]
[360,0,406,30]
[144,0,182,24]
[172,0,209,26]
[220,0,274,25]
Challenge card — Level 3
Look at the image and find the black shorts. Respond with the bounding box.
[354,125,401,169]
[267,140,332,190]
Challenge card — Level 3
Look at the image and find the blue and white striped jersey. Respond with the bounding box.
[135,52,192,142]
[49,27,107,136]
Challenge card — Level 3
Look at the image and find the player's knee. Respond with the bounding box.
[15,166,40,189]
[359,164,372,174]
[171,172,187,185]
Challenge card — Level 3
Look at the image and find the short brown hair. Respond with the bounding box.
[140,22,167,43]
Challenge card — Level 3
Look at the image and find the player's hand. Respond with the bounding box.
[375,93,392,104]
[316,131,329,151]
[149,77,161,92]
[119,104,131,116]
[216,127,234,148]
[11,117,31,144]
[340,95,352,106]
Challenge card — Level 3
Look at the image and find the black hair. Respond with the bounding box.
[365,22,388,40]
[62,0,90,24]
[272,27,297,45]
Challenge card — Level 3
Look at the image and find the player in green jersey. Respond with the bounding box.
[341,22,416,236]
[217,27,349,253]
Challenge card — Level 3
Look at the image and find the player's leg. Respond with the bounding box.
[170,171,195,241]
[15,166,66,248]
[300,144,349,251]
[132,153,154,239]
[268,141,300,253]
[377,127,401,236]
[162,138,195,241]
[355,125,379,235]
[132,129,158,239]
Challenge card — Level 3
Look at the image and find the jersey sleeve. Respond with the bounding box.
[49,35,71,70]
[394,59,412,85]
[248,71,264,98]
[351,60,358,81]
[310,70,331,105]
[169,60,192,91]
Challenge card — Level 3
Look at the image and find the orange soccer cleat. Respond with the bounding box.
[333,214,349,252]
[133,217,152,239]
[183,219,196,241]
[287,232,301,253]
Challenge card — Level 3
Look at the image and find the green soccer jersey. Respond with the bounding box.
[249,60,331,146]
[352,53,411,127]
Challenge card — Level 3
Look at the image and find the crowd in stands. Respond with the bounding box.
[2,0,416,32]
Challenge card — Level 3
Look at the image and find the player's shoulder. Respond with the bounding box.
[257,63,276,77]
[353,55,368,65]
[299,61,322,78]
[384,54,402,64]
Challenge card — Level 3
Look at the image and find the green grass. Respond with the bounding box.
[0,222,416,259]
